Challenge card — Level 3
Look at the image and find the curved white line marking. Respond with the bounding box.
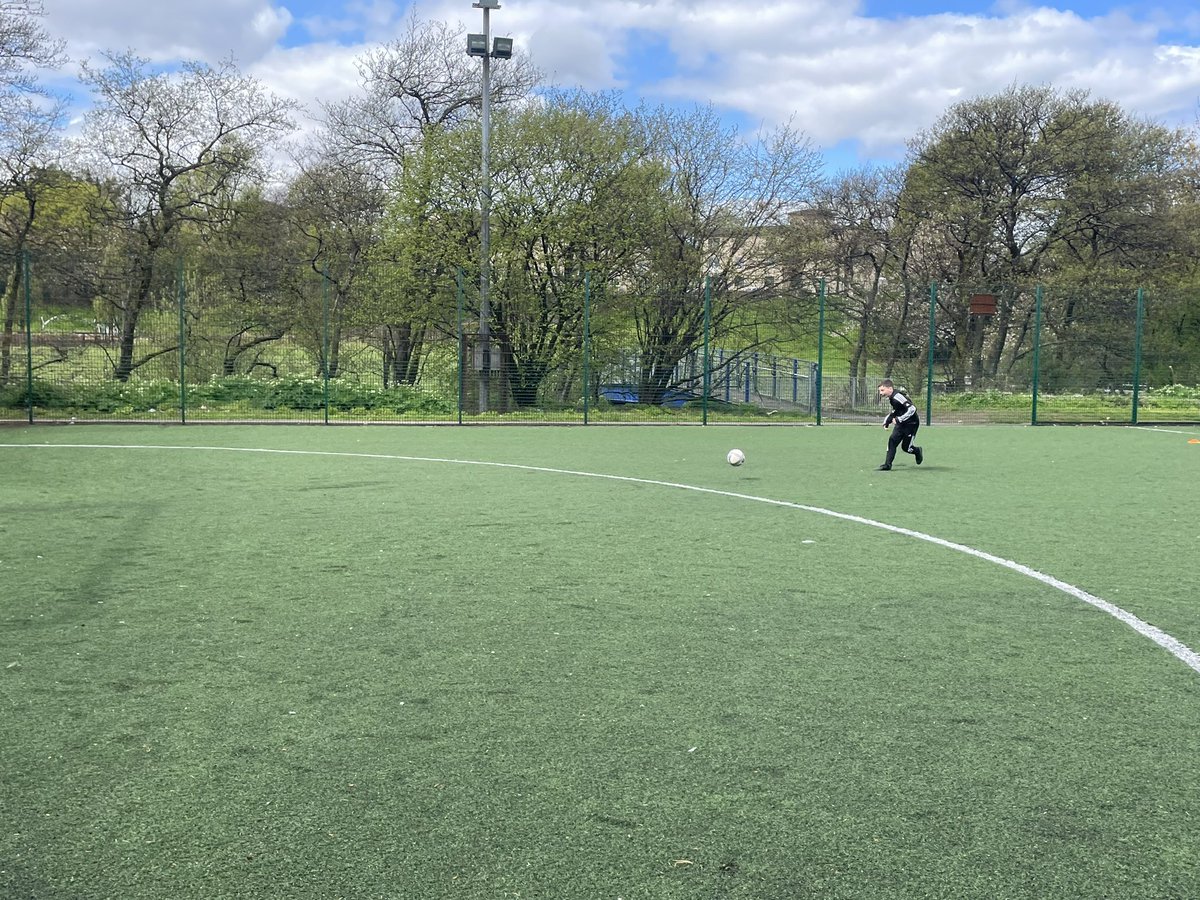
[7,441,1200,675]
[1132,426,1200,436]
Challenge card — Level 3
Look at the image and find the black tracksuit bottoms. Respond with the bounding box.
[885,419,920,466]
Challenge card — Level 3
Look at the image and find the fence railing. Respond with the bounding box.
[2,256,1197,425]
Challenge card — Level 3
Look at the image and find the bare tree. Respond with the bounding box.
[301,10,539,386]
[0,92,64,382]
[0,0,64,96]
[0,0,66,381]
[627,106,822,405]
[320,10,539,182]
[76,52,297,381]
[792,165,916,380]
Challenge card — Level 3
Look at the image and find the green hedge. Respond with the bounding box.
[934,385,1200,411]
[0,375,456,416]
[2,377,1195,420]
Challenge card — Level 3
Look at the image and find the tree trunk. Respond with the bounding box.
[947,307,970,391]
[638,359,674,406]
[508,358,549,408]
[883,289,912,378]
[849,270,881,379]
[969,315,986,387]
[2,209,37,385]
[1003,307,1034,378]
[327,328,342,379]
[223,329,286,375]
[114,301,146,382]
[986,292,1016,379]
[384,323,423,386]
[115,257,159,383]
[0,255,21,385]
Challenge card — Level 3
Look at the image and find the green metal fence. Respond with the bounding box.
[815,280,1200,426]
[1,252,1197,426]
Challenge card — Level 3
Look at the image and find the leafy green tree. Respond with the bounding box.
[486,92,663,407]
[370,124,478,387]
[183,190,307,377]
[1036,109,1197,385]
[307,10,539,389]
[1143,135,1200,384]
[904,85,1192,389]
[285,156,385,380]
[376,92,663,407]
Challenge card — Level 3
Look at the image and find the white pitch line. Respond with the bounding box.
[1132,426,1200,436]
[6,441,1200,676]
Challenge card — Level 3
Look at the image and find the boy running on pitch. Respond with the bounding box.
[877,379,923,471]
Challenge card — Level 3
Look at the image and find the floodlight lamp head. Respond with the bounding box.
[473,0,501,8]
[491,37,514,59]
[467,33,488,56]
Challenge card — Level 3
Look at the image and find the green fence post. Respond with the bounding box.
[177,258,187,424]
[583,271,591,425]
[702,275,711,425]
[456,268,465,425]
[816,279,825,425]
[322,265,330,425]
[1131,287,1145,425]
[23,250,33,424]
[925,282,937,426]
[1031,285,1043,426]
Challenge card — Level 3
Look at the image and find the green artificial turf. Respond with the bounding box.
[2,423,1199,899]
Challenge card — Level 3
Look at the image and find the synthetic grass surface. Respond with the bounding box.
[2,423,1199,899]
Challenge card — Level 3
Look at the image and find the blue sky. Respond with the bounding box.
[37,0,1200,173]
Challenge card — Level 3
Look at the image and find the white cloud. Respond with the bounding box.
[44,0,293,64]
[526,23,619,88]
[252,6,295,41]
[34,0,1200,168]
[556,2,1200,159]
[248,41,363,111]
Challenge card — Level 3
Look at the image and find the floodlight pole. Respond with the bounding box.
[468,1,511,413]
[476,0,496,413]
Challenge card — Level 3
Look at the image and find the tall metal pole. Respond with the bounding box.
[322,264,330,425]
[1131,286,1145,425]
[23,250,33,424]
[456,268,465,425]
[702,275,711,425]
[815,279,825,425]
[582,272,591,425]
[1031,284,1043,426]
[478,3,493,414]
[925,281,937,426]
[177,257,187,424]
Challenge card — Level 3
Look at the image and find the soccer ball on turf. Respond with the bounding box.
[726,448,746,467]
